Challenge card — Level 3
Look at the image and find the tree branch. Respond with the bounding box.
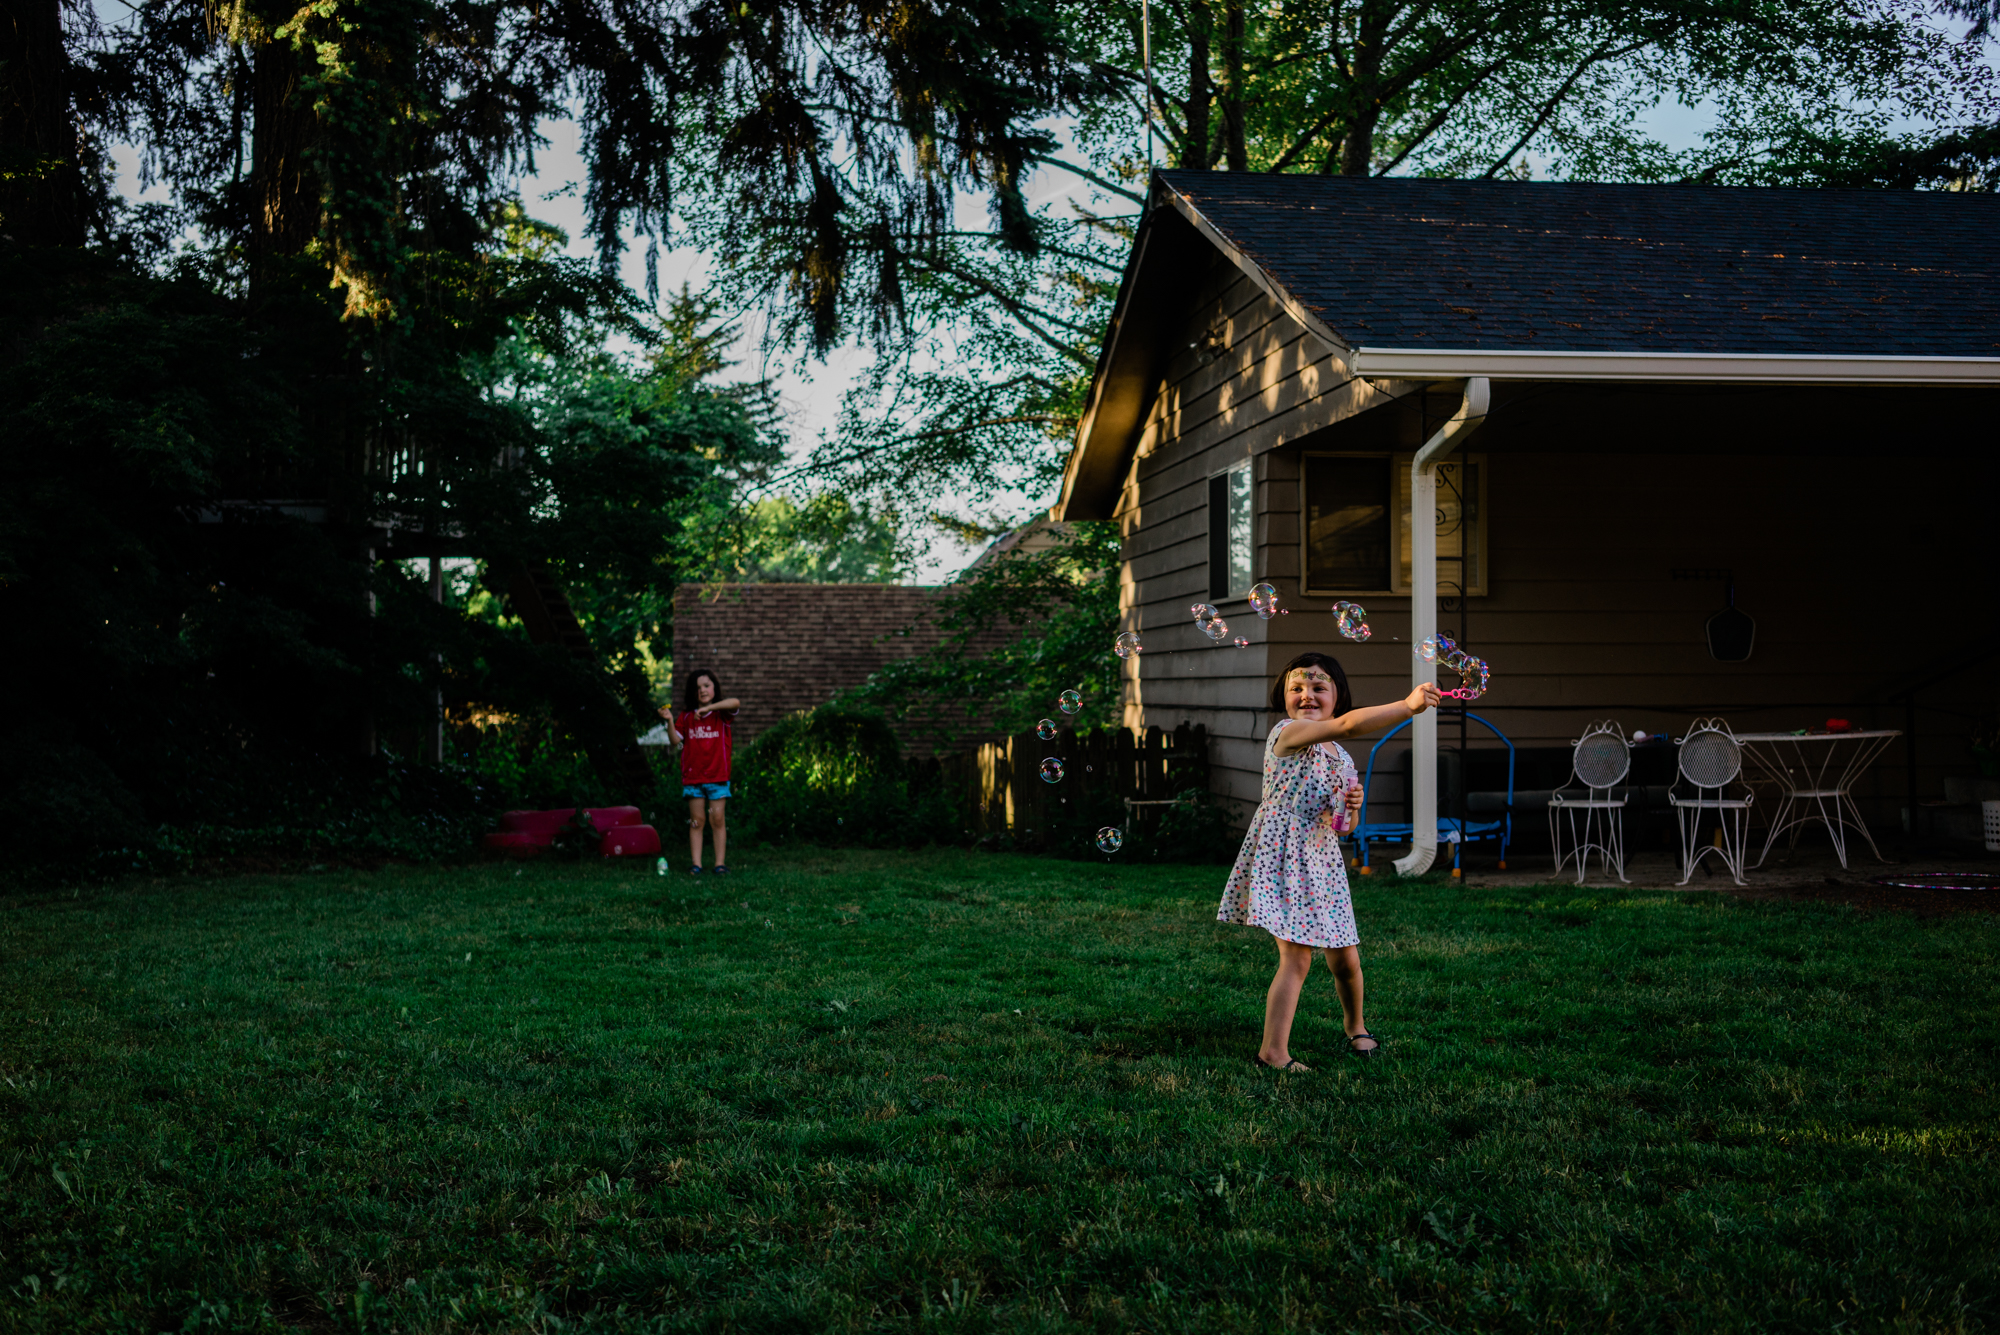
[1477,37,1649,177]
[1266,103,1349,173]
[1025,153,1146,204]
[1371,55,1513,176]
[899,252,1100,365]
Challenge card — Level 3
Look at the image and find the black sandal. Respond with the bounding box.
[1255,1055,1312,1072]
[1346,1031,1382,1058]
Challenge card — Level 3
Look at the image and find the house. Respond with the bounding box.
[1054,171,2000,872]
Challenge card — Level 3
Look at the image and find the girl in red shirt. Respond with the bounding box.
[660,669,742,874]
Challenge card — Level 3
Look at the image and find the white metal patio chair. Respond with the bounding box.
[1670,718,1754,886]
[1549,720,1631,884]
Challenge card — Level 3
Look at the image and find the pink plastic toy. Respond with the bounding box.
[1330,781,1361,834]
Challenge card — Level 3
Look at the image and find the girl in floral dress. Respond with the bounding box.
[1218,652,1439,1070]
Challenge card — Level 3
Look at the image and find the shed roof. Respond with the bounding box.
[1157,171,2000,357]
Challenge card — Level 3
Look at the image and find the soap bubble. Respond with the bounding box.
[1095,827,1124,854]
[1415,636,1438,662]
[1114,630,1143,659]
[1333,601,1371,642]
[1036,718,1057,740]
[1058,689,1082,714]
[1204,616,1230,643]
[1234,636,1249,648]
[1039,757,1065,784]
[1435,631,1457,656]
[1190,603,1219,628]
[1249,582,1280,619]
[1438,651,1492,700]
[1460,656,1491,699]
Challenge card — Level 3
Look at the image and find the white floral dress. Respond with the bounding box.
[1216,720,1359,949]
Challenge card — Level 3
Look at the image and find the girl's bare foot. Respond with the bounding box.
[1256,1053,1312,1072]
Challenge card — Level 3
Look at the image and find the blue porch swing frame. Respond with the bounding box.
[1351,711,1515,873]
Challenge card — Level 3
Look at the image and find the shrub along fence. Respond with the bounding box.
[933,722,1212,841]
[731,709,1235,861]
[936,720,1233,861]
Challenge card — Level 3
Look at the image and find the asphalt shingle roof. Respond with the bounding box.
[1159,171,2000,357]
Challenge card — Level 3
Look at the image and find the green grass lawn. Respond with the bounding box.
[2,851,1996,1333]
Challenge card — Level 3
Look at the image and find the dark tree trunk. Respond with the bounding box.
[1339,0,1390,175]
[247,37,322,275]
[1218,0,1246,171]
[0,0,85,247]
[1182,10,1211,170]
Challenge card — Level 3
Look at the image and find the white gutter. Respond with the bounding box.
[1352,347,2000,385]
[1393,377,1490,879]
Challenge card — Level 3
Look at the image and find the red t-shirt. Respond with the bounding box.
[676,709,737,784]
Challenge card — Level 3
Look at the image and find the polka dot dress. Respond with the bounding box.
[1216,719,1359,949]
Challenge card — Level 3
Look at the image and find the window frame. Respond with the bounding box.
[1207,460,1254,603]
[1298,450,1490,599]
[1300,450,1396,598]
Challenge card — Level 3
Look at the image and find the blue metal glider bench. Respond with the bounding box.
[1351,712,1515,875]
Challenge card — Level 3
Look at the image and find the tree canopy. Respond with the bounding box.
[3,0,1099,857]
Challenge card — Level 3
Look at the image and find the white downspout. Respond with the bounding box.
[1393,377,1490,877]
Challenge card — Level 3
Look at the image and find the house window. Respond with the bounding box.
[1302,453,1393,595]
[1208,463,1253,601]
[1393,452,1487,597]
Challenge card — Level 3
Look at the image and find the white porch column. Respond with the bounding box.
[1394,378,1489,877]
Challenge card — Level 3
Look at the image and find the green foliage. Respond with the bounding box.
[2,853,1996,1330]
[6,0,1117,870]
[1030,786,1242,866]
[452,716,615,812]
[459,289,785,703]
[728,494,911,584]
[837,520,1125,746]
[730,707,975,848]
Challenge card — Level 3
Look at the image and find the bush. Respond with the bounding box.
[721,704,1241,863]
[452,714,617,811]
[2,750,501,884]
[1001,784,1241,865]
[728,706,975,849]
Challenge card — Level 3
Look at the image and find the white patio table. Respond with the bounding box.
[1734,729,1901,870]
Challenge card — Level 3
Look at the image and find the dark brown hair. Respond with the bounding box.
[1269,652,1352,717]
[682,669,721,711]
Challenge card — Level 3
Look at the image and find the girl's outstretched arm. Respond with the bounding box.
[1273,683,1440,757]
[695,697,741,717]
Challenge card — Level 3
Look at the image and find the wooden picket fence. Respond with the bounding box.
[917,722,1211,838]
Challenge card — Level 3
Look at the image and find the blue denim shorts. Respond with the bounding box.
[682,782,731,801]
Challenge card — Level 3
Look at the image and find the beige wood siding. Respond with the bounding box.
[1112,254,1406,817]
